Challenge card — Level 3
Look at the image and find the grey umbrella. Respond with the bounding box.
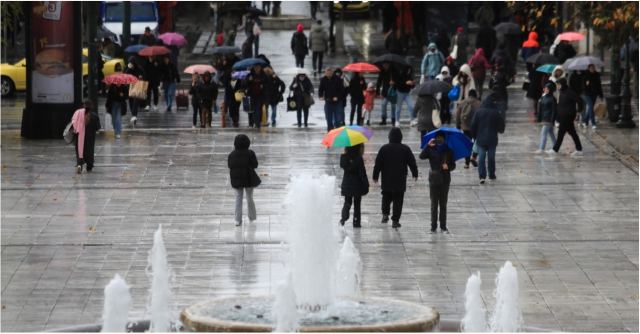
[413,80,452,96]
[564,56,605,71]
[494,22,520,35]
[526,53,559,65]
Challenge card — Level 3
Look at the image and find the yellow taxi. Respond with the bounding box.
[1,49,124,97]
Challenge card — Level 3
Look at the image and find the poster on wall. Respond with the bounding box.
[30,1,75,104]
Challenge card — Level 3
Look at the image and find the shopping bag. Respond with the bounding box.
[287,95,297,111]
[63,122,75,144]
[594,102,607,119]
[128,80,148,100]
[234,91,245,103]
[432,108,442,128]
[303,93,314,108]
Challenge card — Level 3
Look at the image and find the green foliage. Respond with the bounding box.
[575,2,639,49]
[1,2,23,38]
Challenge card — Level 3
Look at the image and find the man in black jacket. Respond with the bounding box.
[373,128,418,228]
[470,93,505,184]
[319,68,347,131]
[552,78,584,156]
[420,132,455,234]
[375,62,397,125]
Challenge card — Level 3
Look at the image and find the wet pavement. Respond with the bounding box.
[1,2,639,332]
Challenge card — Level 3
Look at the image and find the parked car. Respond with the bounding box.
[1,49,124,97]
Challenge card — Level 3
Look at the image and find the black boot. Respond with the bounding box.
[378,118,387,125]
[381,215,389,224]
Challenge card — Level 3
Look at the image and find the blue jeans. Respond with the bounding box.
[163,82,176,109]
[539,123,556,150]
[111,103,122,135]
[380,98,396,121]
[270,104,277,124]
[395,91,414,122]
[324,102,338,131]
[581,95,595,126]
[477,144,496,180]
[335,103,345,127]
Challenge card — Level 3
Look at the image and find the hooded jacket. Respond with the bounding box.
[228,135,261,189]
[455,95,481,131]
[415,95,440,133]
[556,79,584,124]
[470,94,506,148]
[435,66,452,83]
[372,128,418,192]
[421,43,445,77]
[340,146,369,197]
[452,64,477,100]
[549,65,565,83]
[468,48,492,79]
[521,32,540,61]
[308,23,329,53]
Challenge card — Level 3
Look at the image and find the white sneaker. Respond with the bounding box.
[571,151,583,157]
[249,219,256,224]
[394,121,399,127]
[191,125,196,129]
[410,118,418,126]
[144,105,150,111]
[554,122,559,128]
[546,149,556,154]
[130,116,137,127]
[592,125,597,130]
[235,220,242,226]
[534,149,544,154]
[115,134,121,139]
[153,105,158,111]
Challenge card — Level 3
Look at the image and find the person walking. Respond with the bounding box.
[394,65,416,126]
[489,59,510,114]
[189,73,201,128]
[521,31,540,63]
[455,89,481,168]
[362,82,376,126]
[451,26,469,65]
[435,66,452,124]
[106,83,126,139]
[373,128,418,228]
[420,131,455,234]
[470,93,505,184]
[139,26,156,46]
[246,64,268,128]
[71,101,101,174]
[420,42,445,82]
[228,134,261,226]
[289,71,314,128]
[333,68,348,127]
[318,68,337,131]
[581,64,603,129]
[264,67,285,127]
[340,144,369,228]
[125,57,145,127]
[535,82,557,153]
[161,56,180,112]
[347,72,366,125]
[475,24,497,64]
[375,62,397,125]
[309,20,329,77]
[468,48,491,99]
[552,78,584,156]
[196,71,218,128]
[415,94,440,137]
[144,56,162,111]
[291,23,309,68]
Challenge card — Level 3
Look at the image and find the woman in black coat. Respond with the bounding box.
[289,73,314,128]
[348,72,366,125]
[340,143,369,228]
[264,67,286,127]
[228,134,261,226]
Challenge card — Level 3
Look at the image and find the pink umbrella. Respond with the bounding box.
[558,32,584,42]
[139,46,171,57]
[103,73,138,86]
[183,64,217,74]
[158,32,187,47]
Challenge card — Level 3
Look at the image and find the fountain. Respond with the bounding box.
[461,272,487,332]
[489,261,523,332]
[273,273,299,332]
[147,225,173,332]
[335,236,362,298]
[102,274,132,332]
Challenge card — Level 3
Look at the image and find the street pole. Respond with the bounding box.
[86,2,99,108]
[123,1,131,57]
[334,1,345,54]
[616,39,636,128]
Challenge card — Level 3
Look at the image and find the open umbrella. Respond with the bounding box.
[557,32,584,42]
[183,64,216,74]
[420,127,472,161]
[321,126,373,148]
[343,62,380,73]
[372,53,410,67]
[563,56,605,71]
[103,73,138,86]
[232,70,250,80]
[232,57,267,70]
[526,53,559,65]
[494,22,520,35]
[139,46,171,57]
[211,46,241,55]
[124,44,147,54]
[245,6,267,16]
[413,80,452,96]
[158,32,187,47]
[536,64,557,74]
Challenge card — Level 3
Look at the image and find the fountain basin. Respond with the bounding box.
[180,296,439,332]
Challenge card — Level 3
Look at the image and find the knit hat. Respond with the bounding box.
[457,26,464,33]
[545,82,556,92]
[297,23,304,32]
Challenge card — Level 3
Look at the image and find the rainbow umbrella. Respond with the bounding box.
[321,125,373,148]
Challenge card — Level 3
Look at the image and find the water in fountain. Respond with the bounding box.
[102,274,132,332]
[335,236,362,298]
[461,272,487,332]
[285,174,338,310]
[489,261,523,332]
[273,272,299,332]
[147,225,172,332]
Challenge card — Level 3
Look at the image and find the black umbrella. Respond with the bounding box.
[245,6,267,16]
[413,80,452,96]
[526,53,560,65]
[372,53,410,67]
[211,46,241,55]
[494,22,520,35]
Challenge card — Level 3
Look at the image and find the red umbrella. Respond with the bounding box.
[343,62,380,73]
[103,73,138,86]
[183,64,216,74]
[139,46,171,57]
[158,32,187,47]
[557,32,584,42]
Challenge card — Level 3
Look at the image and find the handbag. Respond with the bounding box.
[386,86,398,103]
[128,80,148,100]
[234,90,245,102]
[303,93,314,108]
[242,96,252,112]
[63,122,75,144]
[432,107,442,128]
[448,85,461,101]
[594,101,607,119]
[286,94,297,111]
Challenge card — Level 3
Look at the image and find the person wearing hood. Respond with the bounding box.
[444,56,459,78]
[452,64,477,102]
[468,48,491,99]
[435,66,452,124]
[373,127,418,228]
[340,144,369,228]
[348,72,366,125]
[421,42,445,81]
[72,101,101,174]
[291,23,309,68]
[535,82,557,153]
[228,134,261,226]
[415,94,440,137]
[470,93,505,184]
[419,131,455,234]
[549,65,565,84]
[552,78,584,156]
[455,89,481,168]
[521,31,540,62]
[309,20,329,77]
[491,42,515,79]
[581,64,603,129]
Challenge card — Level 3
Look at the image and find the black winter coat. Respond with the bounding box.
[319,75,345,104]
[470,95,505,148]
[197,80,218,108]
[556,88,584,124]
[228,136,261,189]
[348,75,366,104]
[373,128,418,192]
[289,75,313,106]
[161,62,180,84]
[291,31,308,56]
[475,26,497,60]
[419,145,455,186]
[340,154,369,197]
[144,60,162,84]
[265,75,286,105]
[582,71,603,99]
[536,93,557,123]
[375,67,398,97]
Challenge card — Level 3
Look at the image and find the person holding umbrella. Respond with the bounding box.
[139,26,156,46]
[196,71,218,128]
[339,143,369,228]
[470,93,506,184]
[144,56,162,111]
[420,131,456,234]
[289,70,313,128]
[373,127,418,228]
[347,72,366,126]
[189,73,202,128]
[106,82,127,139]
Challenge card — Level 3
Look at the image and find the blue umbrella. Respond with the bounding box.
[232,70,250,80]
[536,64,557,74]
[124,44,147,54]
[232,58,267,70]
[420,127,473,161]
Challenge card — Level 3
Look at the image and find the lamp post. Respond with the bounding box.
[122,2,131,53]
[616,39,636,128]
[85,1,99,108]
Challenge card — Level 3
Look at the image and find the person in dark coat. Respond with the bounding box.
[419,131,455,234]
[489,59,510,114]
[289,72,313,128]
[415,95,440,137]
[372,128,418,228]
[318,68,336,131]
[188,73,202,128]
[348,72,366,125]
[161,56,180,112]
[375,62,398,125]
[475,25,497,62]
[385,29,406,55]
[552,78,584,156]
[196,71,218,128]
[125,57,145,126]
[536,82,557,153]
[263,67,286,127]
[319,68,346,131]
[553,40,577,64]
[452,26,469,65]
[241,34,255,59]
[291,23,308,68]
[470,93,505,184]
[246,64,268,128]
[340,144,369,228]
[434,28,451,58]
[71,101,101,174]
[144,56,162,111]
[228,134,261,226]
[139,26,156,46]
[106,83,127,138]
[580,64,603,129]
